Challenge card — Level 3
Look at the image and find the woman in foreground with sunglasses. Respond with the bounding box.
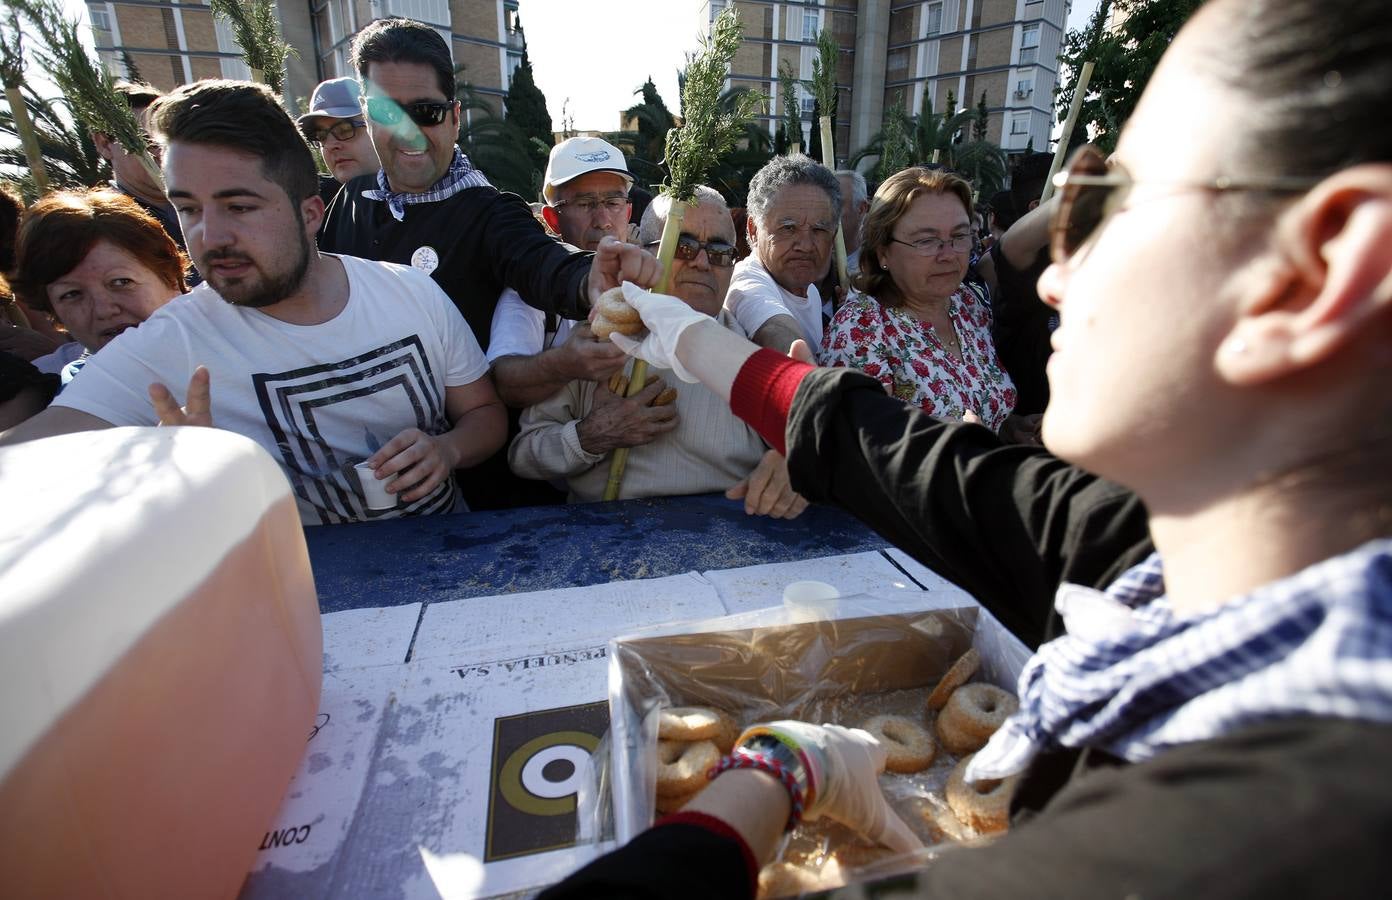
[543,0,1392,896]
[822,167,1024,439]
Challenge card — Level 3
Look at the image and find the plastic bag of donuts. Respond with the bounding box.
[598,595,1032,897]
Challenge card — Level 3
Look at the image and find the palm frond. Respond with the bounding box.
[207,0,296,95]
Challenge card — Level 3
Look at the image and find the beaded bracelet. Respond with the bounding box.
[707,734,811,832]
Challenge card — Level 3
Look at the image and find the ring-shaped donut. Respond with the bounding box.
[654,739,719,797]
[596,287,642,323]
[862,714,937,773]
[926,648,981,711]
[935,683,1018,755]
[945,753,1020,834]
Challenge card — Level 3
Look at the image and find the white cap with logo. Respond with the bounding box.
[543,137,634,205]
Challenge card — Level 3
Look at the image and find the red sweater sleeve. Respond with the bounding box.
[729,349,815,456]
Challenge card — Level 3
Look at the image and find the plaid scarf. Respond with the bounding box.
[362,147,491,221]
[968,539,1392,782]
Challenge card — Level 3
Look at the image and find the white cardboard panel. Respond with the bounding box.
[410,573,724,663]
[326,648,616,899]
[703,551,931,614]
[883,547,967,593]
[320,603,421,672]
[240,664,409,899]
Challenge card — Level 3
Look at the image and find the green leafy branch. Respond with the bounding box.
[12,0,159,187]
[810,28,838,119]
[662,5,763,203]
[208,0,295,95]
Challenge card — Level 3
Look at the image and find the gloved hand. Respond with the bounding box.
[751,721,924,855]
[606,281,713,383]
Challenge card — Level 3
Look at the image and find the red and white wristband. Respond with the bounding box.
[707,729,819,832]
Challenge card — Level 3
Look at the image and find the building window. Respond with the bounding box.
[89,7,111,37]
[926,2,943,36]
[1015,79,1033,99]
[802,10,820,41]
[1020,23,1040,65]
[1011,114,1030,135]
[887,48,908,73]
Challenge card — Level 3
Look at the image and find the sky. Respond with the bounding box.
[55,0,1102,131]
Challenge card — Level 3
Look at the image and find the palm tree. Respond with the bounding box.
[850,91,1008,196]
[0,85,108,201]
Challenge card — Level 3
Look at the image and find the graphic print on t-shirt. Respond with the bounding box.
[253,336,455,523]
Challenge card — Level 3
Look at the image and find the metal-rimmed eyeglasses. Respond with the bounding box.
[553,194,630,215]
[890,233,974,256]
[303,118,365,146]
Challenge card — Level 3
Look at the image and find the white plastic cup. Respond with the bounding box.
[354,461,396,510]
[782,580,840,617]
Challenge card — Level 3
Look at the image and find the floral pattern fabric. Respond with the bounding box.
[821,284,1017,431]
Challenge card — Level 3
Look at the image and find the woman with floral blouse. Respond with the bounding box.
[822,167,1024,436]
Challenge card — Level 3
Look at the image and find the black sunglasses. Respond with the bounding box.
[303,118,365,145]
[643,235,737,268]
[1050,144,1318,263]
[362,97,453,129]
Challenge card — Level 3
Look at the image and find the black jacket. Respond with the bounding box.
[541,367,1391,899]
[319,178,591,351]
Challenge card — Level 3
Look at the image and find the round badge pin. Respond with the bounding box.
[411,245,440,274]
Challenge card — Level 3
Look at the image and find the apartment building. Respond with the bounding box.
[85,0,525,113]
[705,0,1070,165]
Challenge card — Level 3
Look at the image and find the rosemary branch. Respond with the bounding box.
[606,6,762,500]
[208,0,295,96]
[662,5,762,203]
[810,28,838,119]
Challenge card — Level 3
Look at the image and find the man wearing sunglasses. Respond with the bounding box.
[487,137,635,408]
[296,77,377,201]
[511,186,807,519]
[319,19,653,509]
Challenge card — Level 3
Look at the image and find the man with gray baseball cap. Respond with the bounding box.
[296,77,377,188]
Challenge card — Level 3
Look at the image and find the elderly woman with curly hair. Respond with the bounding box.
[822,167,1025,437]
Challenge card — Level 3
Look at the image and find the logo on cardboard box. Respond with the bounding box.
[483,701,609,862]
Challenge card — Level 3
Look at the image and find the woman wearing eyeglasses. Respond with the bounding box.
[821,168,1022,436]
[546,0,1392,897]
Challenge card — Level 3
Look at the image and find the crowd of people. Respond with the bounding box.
[0,14,1050,520]
[1,0,1389,895]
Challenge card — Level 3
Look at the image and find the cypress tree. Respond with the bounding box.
[503,33,554,173]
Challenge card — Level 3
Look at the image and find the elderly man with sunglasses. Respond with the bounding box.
[319,19,652,509]
[509,186,807,518]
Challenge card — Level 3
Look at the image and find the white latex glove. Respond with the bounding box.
[606,281,711,383]
[757,721,924,855]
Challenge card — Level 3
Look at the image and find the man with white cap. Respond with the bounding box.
[296,77,377,192]
[540,136,635,251]
[486,136,635,407]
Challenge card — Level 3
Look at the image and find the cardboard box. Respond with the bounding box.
[603,595,1032,860]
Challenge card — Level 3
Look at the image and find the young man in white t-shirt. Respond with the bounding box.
[0,80,509,525]
[723,155,841,358]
